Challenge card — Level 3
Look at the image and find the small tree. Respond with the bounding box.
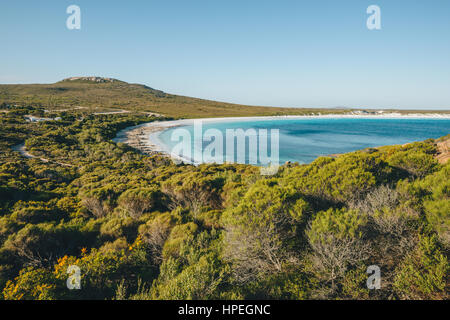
[223,181,310,284]
[81,197,106,218]
[118,188,155,220]
[350,184,419,290]
[306,208,370,294]
[162,172,224,216]
[139,214,174,264]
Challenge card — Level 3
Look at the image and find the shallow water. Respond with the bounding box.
[157,118,450,165]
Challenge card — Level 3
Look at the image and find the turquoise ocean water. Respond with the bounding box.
[157,118,450,165]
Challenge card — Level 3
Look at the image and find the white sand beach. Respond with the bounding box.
[112,112,450,161]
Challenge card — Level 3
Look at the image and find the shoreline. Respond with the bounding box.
[112,113,450,163]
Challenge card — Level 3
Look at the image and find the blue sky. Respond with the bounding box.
[1,0,450,109]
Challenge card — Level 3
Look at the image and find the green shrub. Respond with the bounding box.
[394,235,448,299]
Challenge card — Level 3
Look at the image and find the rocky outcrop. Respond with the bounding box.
[62,77,118,83]
[436,137,450,164]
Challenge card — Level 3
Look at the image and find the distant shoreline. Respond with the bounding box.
[113,113,450,162]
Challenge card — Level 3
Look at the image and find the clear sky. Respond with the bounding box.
[1,0,450,109]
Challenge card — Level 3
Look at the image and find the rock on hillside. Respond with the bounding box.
[436,136,450,164]
[61,76,119,83]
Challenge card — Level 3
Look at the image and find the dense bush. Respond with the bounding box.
[0,106,448,300]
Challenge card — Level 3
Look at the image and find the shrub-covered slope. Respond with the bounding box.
[0,106,448,300]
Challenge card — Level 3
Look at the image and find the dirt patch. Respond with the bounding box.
[12,143,74,167]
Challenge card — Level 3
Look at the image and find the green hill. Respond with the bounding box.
[0,76,324,118]
[2,76,448,119]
